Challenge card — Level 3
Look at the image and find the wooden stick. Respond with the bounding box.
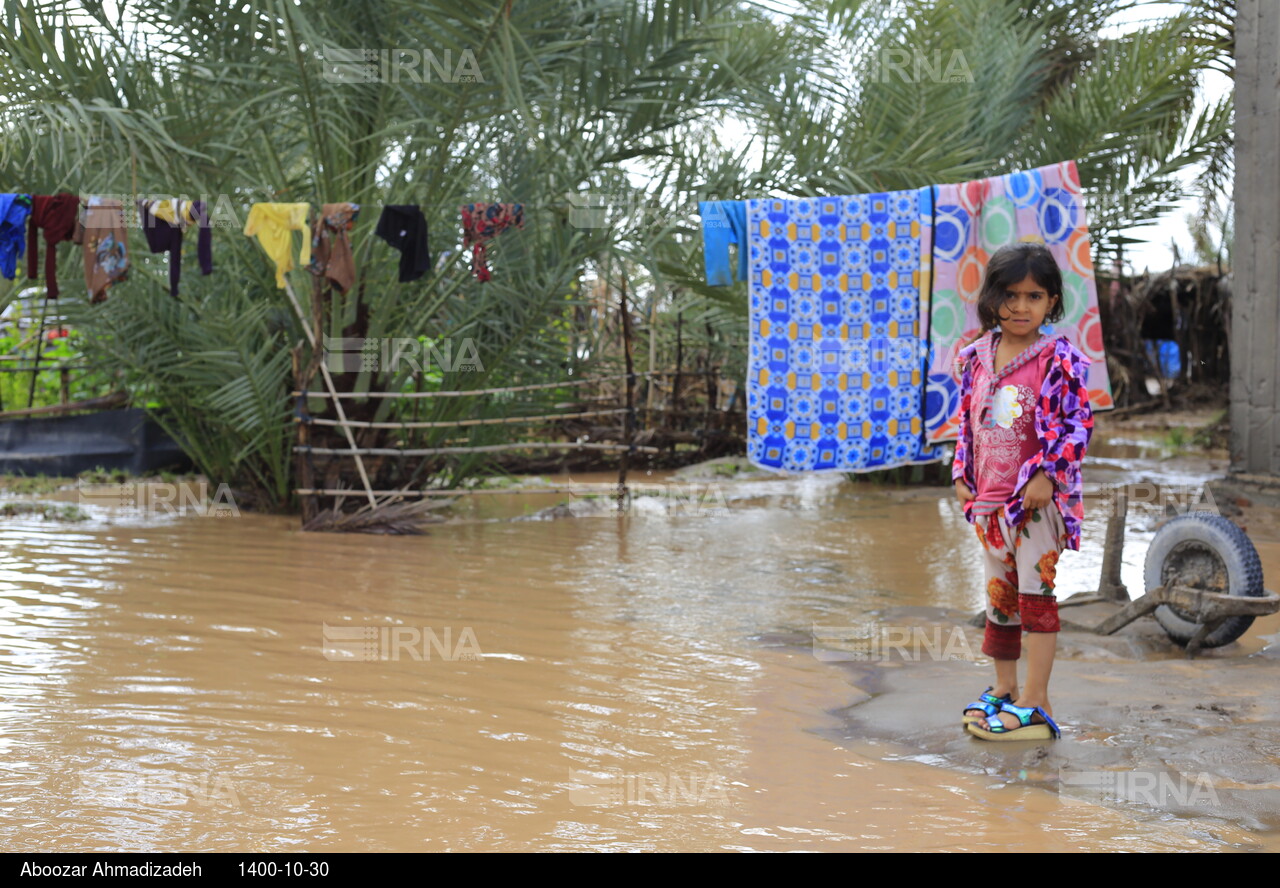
[292,375,631,398]
[672,309,683,424]
[294,485,625,497]
[646,289,658,428]
[27,297,49,409]
[288,370,713,400]
[292,342,318,525]
[1098,486,1129,602]
[295,442,661,456]
[618,272,635,508]
[0,390,128,420]
[295,408,627,429]
[282,279,377,507]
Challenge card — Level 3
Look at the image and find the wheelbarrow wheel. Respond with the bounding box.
[1145,512,1266,648]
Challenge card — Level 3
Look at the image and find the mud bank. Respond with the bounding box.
[806,599,1280,833]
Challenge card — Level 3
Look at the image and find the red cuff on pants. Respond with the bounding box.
[983,619,1021,660]
[1018,593,1060,632]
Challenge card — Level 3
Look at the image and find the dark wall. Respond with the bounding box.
[0,408,192,477]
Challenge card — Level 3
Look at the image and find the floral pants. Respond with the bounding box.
[975,505,1066,660]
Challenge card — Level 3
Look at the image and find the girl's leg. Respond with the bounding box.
[994,506,1064,730]
[1019,632,1056,715]
[965,517,1021,719]
[992,655,1019,700]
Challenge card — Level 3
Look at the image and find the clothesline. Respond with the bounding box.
[0,191,526,301]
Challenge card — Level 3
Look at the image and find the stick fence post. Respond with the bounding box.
[282,278,377,508]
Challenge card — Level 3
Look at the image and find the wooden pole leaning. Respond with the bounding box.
[282,278,378,508]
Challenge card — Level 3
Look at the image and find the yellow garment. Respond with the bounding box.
[145,199,200,227]
[152,200,178,225]
[244,203,311,288]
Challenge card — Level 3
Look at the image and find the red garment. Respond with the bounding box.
[1019,592,1061,633]
[28,193,81,299]
[969,346,1051,511]
[460,202,524,282]
[952,332,1094,551]
[983,620,1021,660]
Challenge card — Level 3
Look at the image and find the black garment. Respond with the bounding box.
[137,200,213,297]
[375,205,431,282]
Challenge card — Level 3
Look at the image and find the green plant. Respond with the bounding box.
[77,466,130,485]
[0,501,90,521]
[0,474,72,496]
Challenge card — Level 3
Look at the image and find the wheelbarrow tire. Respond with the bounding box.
[1145,512,1265,648]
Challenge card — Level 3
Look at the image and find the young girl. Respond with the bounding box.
[951,242,1093,741]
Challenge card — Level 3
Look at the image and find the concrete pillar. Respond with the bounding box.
[1232,0,1280,476]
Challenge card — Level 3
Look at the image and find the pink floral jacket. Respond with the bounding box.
[951,333,1094,551]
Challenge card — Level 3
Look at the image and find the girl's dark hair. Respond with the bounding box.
[976,243,1065,331]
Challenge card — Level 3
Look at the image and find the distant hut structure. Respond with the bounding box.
[1100,264,1231,409]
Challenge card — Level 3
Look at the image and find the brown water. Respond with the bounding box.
[0,433,1276,851]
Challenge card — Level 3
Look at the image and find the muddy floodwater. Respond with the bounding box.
[2,420,1278,851]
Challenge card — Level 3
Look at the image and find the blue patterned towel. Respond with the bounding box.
[746,190,948,473]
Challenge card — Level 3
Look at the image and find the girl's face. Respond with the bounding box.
[996,273,1058,337]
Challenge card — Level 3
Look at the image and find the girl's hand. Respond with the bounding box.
[1020,470,1055,510]
[954,479,974,506]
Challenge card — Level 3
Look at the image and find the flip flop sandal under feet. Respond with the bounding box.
[966,701,1061,741]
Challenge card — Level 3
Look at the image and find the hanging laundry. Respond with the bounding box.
[138,198,213,297]
[923,159,1114,443]
[308,203,360,291]
[0,194,32,280]
[76,196,130,304]
[374,204,430,284]
[374,205,430,283]
[699,200,749,286]
[244,202,311,288]
[460,202,523,282]
[745,190,947,473]
[27,193,81,299]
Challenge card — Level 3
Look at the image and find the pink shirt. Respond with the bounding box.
[970,347,1052,513]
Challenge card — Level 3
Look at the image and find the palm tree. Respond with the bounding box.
[0,0,1230,511]
[0,0,813,509]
